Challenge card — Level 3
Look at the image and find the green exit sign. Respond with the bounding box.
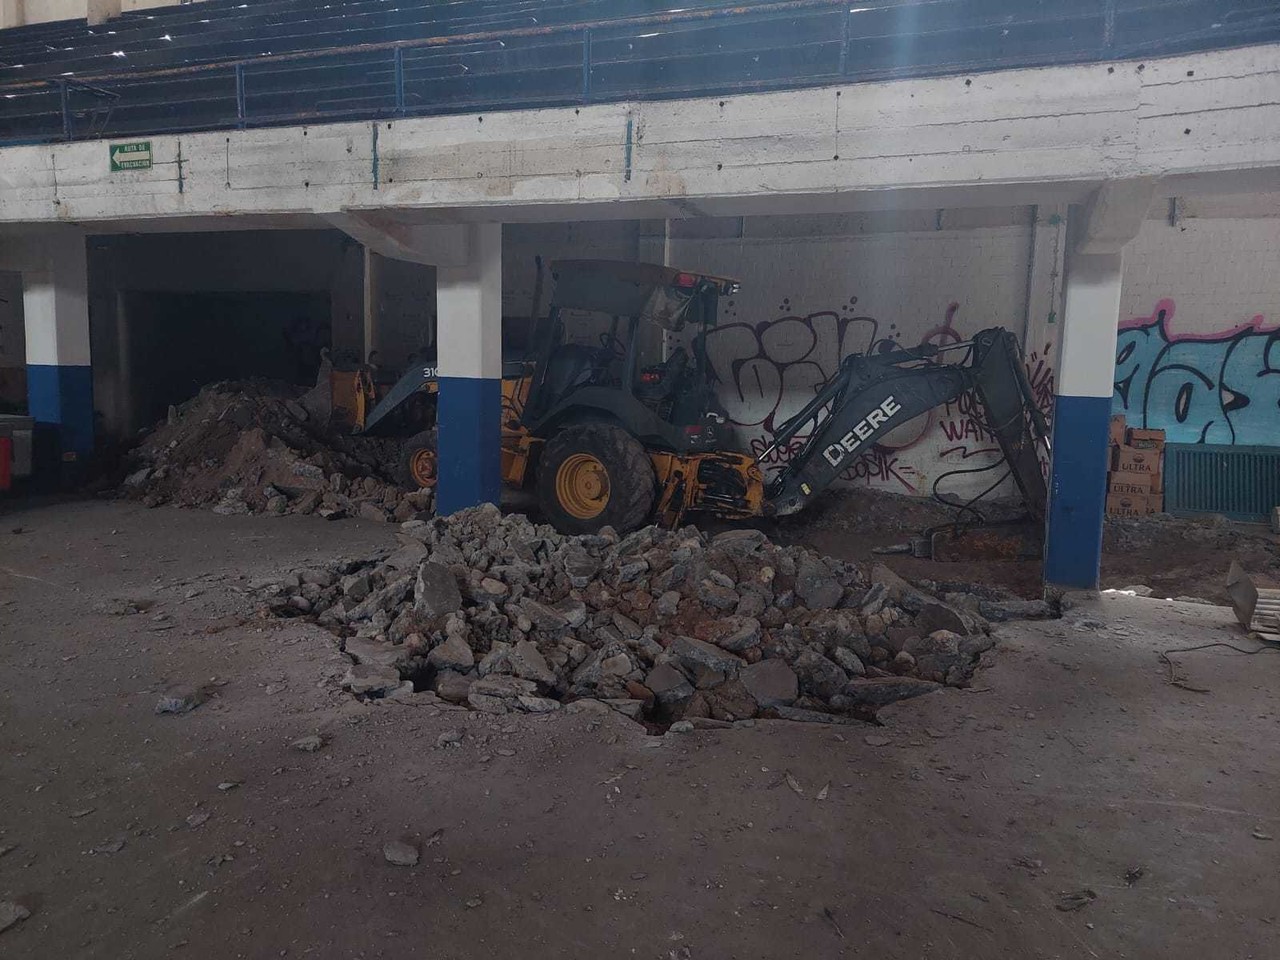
[109,141,152,172]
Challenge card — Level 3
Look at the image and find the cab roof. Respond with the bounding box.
[549,259,738,330]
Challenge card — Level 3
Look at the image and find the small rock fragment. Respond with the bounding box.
[383,840,420,867]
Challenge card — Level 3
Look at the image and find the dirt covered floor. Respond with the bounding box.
[2,499,1279,959]
[769,486,1280,604]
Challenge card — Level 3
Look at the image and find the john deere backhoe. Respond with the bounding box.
[328,259,1049,546]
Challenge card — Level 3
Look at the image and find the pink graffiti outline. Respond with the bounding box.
[1121,298,1278,342]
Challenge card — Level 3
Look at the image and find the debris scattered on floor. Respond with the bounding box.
[1055,889,1097,912]
[0,901,31,935]
[383,840,420,867]
[115,380,430,522]
[260,505,1054,725]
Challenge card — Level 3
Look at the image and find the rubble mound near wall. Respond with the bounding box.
[261,505,1054,726]
[115,380,431,522]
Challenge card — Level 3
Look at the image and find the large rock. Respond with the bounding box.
[345,575,413,622]
[509,639,556,686]
[470,675,537,698]
[702,678,758,721]
[699,579,740,612]
[740,658,798,708]
[345,637,403,670]
[666,636,744,688]
[792,649,848,700]
[830,676,941,709]
[796,557,842,610]
[712,615,762,652]
[914,601,974,636]
[904,629,964,681]
[414,562,462,619]
[343,663,404,696]
[427,634,475,672]
[831,646,866,677]
[523,599,569,633]
[432,669,472,704]
[645,663,694,707]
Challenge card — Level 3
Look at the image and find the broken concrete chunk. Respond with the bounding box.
[432,670,472,704]
[155,684,208,715]
[344,636,402,670]
[740,658,798,708]
[666,636,744,684]
[383,840,419,867]
[713,615,762,652]
[414,562,463,620]
[645,663,695,707]
[428,634,475,673]
[830,676,942,709]
[796,557,842,610]
[0,900,31,934]
[792,649,848,700]
[342,663,404,697]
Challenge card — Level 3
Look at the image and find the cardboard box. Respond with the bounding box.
[1126,427,1166,450]
[1108,475,1150,496]
[1106,492,1162,516]
[1109,414,1127,448]
[1148,471,1164,495]
[1112,445,1161,475]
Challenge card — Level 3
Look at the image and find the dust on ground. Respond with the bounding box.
[1,499,1278,959]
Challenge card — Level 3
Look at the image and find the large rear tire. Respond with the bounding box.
[537,423,655,535]
[398,428,439,490]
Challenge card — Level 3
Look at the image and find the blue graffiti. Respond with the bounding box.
[1114,300,1280,444]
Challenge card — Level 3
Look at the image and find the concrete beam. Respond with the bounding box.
[1075,178,1160,255]
[326,212,473,267]
[2,45,1278,227]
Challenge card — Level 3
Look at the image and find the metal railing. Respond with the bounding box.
[1,0,1277,145]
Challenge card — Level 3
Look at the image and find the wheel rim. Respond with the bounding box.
[555,453,610,520]
[409,448,438,488]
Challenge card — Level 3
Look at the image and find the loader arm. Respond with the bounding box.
[764,328,1048,520]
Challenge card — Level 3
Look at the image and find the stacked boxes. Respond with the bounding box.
[1106,416,1165,516]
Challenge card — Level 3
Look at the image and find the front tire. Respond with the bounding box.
[398,429,438,490]
[537,423,655,535]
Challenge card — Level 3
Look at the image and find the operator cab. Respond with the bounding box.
[520,260,740,455]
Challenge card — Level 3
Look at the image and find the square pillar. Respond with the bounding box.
[23,232,94,464]
[435,223,502,515]
[1044,248,1124,590]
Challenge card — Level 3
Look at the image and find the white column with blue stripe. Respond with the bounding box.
[23,232,94,464]
[1044,247,1124,589]
[435,222,503,515]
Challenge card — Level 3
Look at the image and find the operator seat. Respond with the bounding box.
[542,342,606,403]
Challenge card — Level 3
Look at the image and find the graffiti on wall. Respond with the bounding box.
[1115,299,1280,444]
[701,299,1050,493]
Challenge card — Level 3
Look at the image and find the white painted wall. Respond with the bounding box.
[1,0,194,27]
[1115,209,1280,446]
[667,211,1041,499]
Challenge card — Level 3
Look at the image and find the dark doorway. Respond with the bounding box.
[120,290,330,431]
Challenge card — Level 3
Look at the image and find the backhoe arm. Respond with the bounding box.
[763,327,1048,520]
[766,363,972,517]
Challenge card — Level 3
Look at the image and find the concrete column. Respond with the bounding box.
[362,246,379,362]
[435,223,502,515]
[87,0,120,26]
[23,232,94,463]
[1043,247,1124,589]
[0,1,24,30]
[1043,180,1155,590]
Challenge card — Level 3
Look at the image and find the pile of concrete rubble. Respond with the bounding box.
[262,504,1052,725]
[116,380,430,522]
